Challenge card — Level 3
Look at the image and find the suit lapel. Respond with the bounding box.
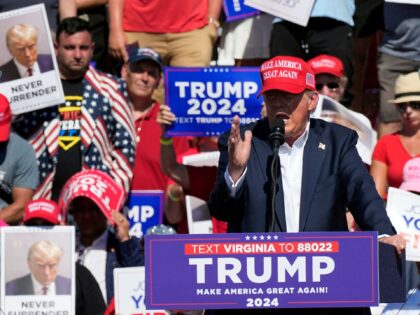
[299,120,326,231]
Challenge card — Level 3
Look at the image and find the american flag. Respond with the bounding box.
[13,66,136,199]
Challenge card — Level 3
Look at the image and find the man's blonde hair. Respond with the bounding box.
[27,240,63,262]
[6,24,38,49]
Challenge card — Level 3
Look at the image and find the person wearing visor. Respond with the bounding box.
[208,55,404,314]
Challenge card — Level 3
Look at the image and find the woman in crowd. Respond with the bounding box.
[370,72,420,198]
[370,71,420,291]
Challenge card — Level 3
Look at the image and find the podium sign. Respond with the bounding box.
[145,231,378,309]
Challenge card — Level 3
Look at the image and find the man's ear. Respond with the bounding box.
[308,92,319,112]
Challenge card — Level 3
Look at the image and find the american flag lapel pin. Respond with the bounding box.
[318,142,326,150]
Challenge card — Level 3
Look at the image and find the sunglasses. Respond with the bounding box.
[396,101,420,113]
[316,82,340,92]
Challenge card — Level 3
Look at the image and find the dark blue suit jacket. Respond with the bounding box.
[209,118,395,235]
[0,54,54,83]
[5,274,71,295]
[104,231,144,304]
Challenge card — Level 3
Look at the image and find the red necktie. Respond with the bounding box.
[42,286,48,295]
[27,68,33,76]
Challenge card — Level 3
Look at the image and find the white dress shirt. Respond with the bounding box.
[76,229,108,303]
[31,275,56,296]
[13,59,40,78]
[225,122,310,232]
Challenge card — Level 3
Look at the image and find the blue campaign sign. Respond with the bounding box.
[164,67,262,137]
[145,231,379,310]
[223,0,259,21]
[126,190,164,238]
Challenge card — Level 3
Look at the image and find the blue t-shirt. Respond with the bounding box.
[380,3,420,61]
[0,133,39,209]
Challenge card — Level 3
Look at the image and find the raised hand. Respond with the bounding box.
[157,104,176,130]
[112,211,130,242]
[227,115,252,182]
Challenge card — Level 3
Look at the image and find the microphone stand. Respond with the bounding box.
[268,119,284,232]
[269,143,280,232]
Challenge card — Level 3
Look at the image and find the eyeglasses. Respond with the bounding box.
[316,82,340,92]
[396,101,420,113]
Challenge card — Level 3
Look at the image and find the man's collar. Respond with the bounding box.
[13,59,39,77]
[281,121,310,150]
[31,274,56,294]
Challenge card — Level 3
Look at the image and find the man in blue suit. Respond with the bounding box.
[208,56,405,315]
[6,240,71,295]
[0,23,54,83]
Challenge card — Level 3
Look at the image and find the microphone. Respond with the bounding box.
[269,117,285,151]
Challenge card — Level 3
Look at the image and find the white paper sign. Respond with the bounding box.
[312,95,377,165]
[0,4,64,114]
[182,151,220,167]
[182,152,219,234]
[244,0,315,26]
[185,195,213,234]
[1,226,75,314]
[385,0,420,4]
[386,187,420,261]
[114,267,168,315]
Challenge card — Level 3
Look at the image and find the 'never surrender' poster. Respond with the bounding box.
[164,67,262,137]
[145,231,378,309]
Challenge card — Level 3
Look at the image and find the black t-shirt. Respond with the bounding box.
[51,79,84,201]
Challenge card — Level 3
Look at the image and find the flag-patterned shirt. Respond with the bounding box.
[13,66,136,199]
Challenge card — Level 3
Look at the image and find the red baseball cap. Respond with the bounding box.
[0,94,11,142]
[23,199,61,225]
[259,56,315,96]
[308,54,344,78]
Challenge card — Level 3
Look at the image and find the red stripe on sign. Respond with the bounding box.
[184,242,339,255]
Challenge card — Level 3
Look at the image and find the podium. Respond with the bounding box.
[379,242,406,302]
[145,231,407,310]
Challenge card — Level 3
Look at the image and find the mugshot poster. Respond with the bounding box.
[164,67,262,137]
[145,231,379,310]
[1,226,75,313]
[114,267,169,315]
[0,4,64,114]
